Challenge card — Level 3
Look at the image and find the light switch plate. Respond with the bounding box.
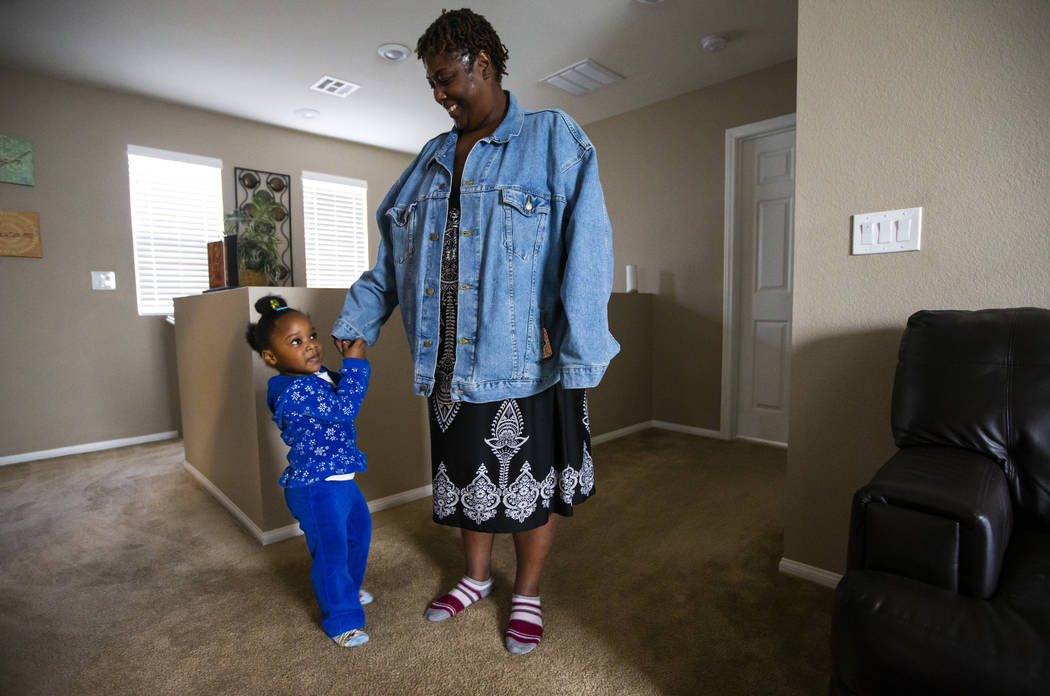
[851,207,922,255]
[91,271,116,290]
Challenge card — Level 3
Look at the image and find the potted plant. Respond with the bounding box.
[223,190,288,286]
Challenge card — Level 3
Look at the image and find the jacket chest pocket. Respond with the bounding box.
[386,202,419,264]
[500,188,550,261]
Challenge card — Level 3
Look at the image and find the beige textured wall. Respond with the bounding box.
[0,66,412,458]
[588,293,653,436]
[786,0,1050,573]
[586,62,797,430]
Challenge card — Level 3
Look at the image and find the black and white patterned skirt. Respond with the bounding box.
[426,198,595,533]
[427,383,595,533]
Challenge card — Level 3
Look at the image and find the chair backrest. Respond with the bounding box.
[892,307,1050,528]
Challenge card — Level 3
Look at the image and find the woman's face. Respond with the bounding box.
[423,50,499,134]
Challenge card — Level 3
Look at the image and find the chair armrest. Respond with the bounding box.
[846,446,1013,598]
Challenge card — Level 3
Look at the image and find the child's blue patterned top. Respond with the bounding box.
[266,357,370,488]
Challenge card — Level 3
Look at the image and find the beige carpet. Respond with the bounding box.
[0,429,833,695]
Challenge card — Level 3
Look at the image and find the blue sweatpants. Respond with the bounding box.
[284,479,372,637]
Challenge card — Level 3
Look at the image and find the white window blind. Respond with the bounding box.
[302,171,368,288]
[127,145,223,316]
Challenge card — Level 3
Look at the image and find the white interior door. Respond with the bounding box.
[734,127,795,444]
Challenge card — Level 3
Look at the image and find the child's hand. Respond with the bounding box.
[334,337,366,359]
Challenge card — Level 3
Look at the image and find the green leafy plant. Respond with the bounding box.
[223,190,288,284]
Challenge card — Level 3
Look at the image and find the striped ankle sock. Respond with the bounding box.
[424,575,492,622]
[505,594,542,654]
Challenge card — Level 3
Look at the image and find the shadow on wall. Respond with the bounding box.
[785,326,905,574]
[161,320,181,436]
[651,270,724,430]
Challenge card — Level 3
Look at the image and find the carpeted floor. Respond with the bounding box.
[0,429,833,695]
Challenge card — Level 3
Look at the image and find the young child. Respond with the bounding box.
[246,295,373,648]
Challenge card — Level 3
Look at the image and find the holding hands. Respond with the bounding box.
[334,337,367,360]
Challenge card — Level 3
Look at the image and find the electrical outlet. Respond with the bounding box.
[851,207,922,255]
[91,271,116,290]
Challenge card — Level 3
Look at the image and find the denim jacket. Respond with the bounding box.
[333,92,619,403]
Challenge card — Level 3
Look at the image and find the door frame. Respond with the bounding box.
[720,113,796,444]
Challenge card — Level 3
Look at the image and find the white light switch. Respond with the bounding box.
[852,207,922,255]
[91,271,116,290]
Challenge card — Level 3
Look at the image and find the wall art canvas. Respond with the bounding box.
[0,135,34,186]
[0,210,42,257]
[234,167,292,286]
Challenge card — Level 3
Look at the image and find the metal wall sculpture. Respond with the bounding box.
[233,167,293,286]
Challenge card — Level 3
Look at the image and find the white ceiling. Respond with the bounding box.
[0,0,797,154]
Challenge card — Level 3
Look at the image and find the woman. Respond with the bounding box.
[333,8,618,654]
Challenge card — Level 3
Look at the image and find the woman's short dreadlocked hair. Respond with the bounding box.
[416,8,509,82]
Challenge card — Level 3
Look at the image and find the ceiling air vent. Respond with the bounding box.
[309,75,360,98]
[540,59,623,96]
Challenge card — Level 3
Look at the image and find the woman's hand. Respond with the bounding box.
[334,337,367,359]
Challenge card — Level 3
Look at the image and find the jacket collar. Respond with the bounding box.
[428,91,523,171]
[487,91,524,144]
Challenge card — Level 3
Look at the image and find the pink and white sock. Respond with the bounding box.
[505,594,542,654]
[424,575,492,622]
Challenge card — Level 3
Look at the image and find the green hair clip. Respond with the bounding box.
[269,298,289,312]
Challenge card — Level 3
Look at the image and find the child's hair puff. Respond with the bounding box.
[246,295,298,354]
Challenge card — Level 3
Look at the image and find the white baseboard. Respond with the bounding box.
[592,420,728,445]
[183,460,271,543]
[259,522,304,546]
[778,557,842,589]
[592,421,655,445]
[367,484,433,513]
[737,435,788,449]
[0,431,180,467]
[651,420,727,440]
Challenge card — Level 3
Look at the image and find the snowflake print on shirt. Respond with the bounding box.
[267,359,371,488]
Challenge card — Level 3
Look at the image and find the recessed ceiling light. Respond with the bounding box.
[634,0,665,4]
[294,108,320,119]
[378,43,411,62]
[701,34,728,52]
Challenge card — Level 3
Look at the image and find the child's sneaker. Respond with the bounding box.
[359,589,374,606]
[332,629,369,648]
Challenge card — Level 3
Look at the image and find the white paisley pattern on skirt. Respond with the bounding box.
[433,395,593,523]
[435,461,575,523]
[460,464,502,523]
[484,399,529,488]
[432,462,459,519]
[579,443,595,496]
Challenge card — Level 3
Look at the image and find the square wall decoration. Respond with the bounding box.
[0,135,34,186]
[0,210,42,257]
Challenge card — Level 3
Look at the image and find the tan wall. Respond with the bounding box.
[0,66,412,458]
[588,292,653,436]
[586,61,797,430]
[786,0,1050,573]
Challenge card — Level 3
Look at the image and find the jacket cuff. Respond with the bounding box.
[559,364,608,389]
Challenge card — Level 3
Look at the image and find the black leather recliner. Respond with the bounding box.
[830,308,1050,696]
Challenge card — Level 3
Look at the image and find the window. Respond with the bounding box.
[127,145,223,315]
[302,171,368,288]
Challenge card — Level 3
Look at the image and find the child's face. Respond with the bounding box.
[261,313,324,376]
